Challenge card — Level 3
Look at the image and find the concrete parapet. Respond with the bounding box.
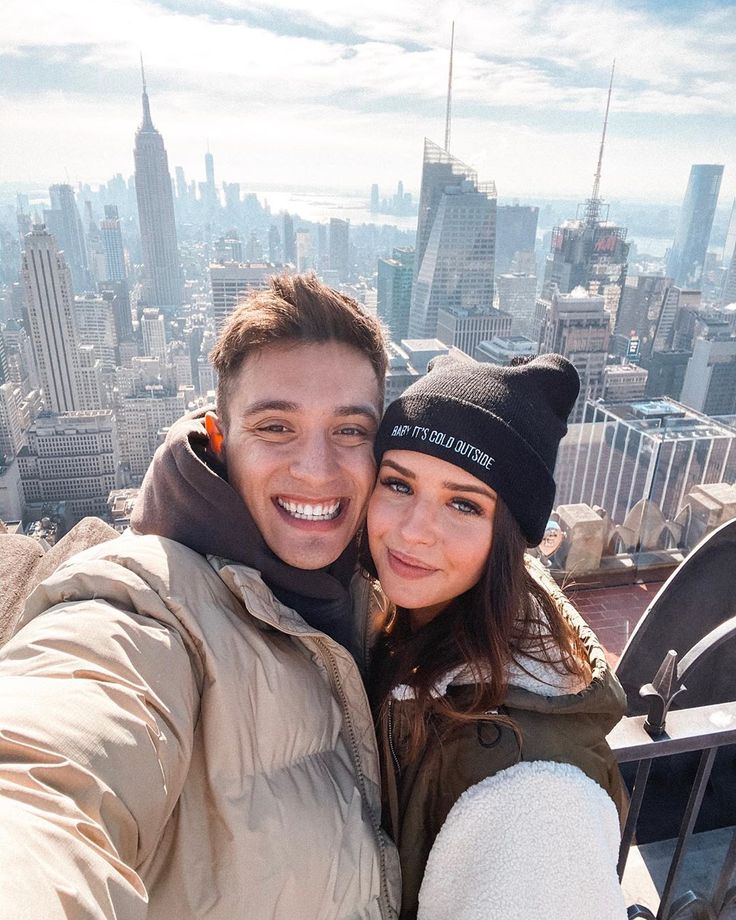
[556,503,605,574]
[684,483,736,549]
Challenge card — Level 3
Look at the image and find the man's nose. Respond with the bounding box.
[289,432,341,484]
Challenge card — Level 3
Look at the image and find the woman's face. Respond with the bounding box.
[368,449,496,629]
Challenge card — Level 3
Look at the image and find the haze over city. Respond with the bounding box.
[2,0,735,202]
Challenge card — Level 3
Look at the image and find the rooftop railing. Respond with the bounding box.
[605,513,736,919]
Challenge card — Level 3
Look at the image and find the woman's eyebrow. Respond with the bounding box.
[381,459,495,500]
[443,481,497,501]
[380,458,416,478]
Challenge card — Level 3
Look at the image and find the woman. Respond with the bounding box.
[367,354,628,920]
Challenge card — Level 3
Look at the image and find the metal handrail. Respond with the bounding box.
[607,698,736,919]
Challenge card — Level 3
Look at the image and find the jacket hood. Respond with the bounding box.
[130,409,359,651]
[390,577,626,733]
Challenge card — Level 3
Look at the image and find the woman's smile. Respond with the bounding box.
[368,450,496,627]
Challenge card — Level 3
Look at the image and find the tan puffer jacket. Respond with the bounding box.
[0,531,401,919]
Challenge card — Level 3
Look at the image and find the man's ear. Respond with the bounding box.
[204,411,225,458]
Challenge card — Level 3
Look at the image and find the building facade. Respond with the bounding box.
[43,184,90,294]
[22,226,83,414]
[118,387,186,481]
[666,164,724,288]
[475,334,537,365]
[602,364,649,403]
[209,262,285,335]
[329,219,350,280]
[409,139,496,339]
[133,73,182,314]
[538,287,611,422]
[437,306,512,358]
[555,398,736,526]
[494,205,539,276]
[18,410,120,522]
[377,248,415,342]
[680,336,736,416]
[496,272,538,338]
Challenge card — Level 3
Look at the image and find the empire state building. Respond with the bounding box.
[134,64,182,315]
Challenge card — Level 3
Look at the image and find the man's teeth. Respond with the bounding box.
[277,499,341,520]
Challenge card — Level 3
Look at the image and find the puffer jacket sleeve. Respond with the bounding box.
[0,558,202,920]
[417,760,627,920]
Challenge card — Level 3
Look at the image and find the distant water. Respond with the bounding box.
[628,236,671,258]
[253,187,418,231]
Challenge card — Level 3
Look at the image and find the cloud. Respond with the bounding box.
[0,0,734,200]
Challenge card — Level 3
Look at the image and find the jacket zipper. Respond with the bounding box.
[387,700,401,780]
[314,637,396,920]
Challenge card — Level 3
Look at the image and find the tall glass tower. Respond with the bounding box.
[666,164,724,288]
[133,64,182,315]
[43,183,91,293]
[408,139,496,339]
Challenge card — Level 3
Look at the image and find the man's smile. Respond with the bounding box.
[275,497,343,521]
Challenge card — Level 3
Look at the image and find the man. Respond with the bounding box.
[0,275,400,919]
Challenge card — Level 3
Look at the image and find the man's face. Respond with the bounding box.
[209,341,382,570]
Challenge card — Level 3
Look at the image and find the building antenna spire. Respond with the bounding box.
[586,59,615,224]
[444,21,455,154]
[139,53,154,130]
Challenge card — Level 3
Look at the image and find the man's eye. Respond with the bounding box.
[336,426,369,440]
[256,424,290,434]
[450,498,481,515]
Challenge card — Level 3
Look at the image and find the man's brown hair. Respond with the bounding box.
[210,273,388,426]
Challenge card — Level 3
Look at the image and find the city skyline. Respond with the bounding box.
[2,0,735,203]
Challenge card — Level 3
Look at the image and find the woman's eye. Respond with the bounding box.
[450,498,481,515]
[381,477,412,495]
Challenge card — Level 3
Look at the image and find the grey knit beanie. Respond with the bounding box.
[374,353,580,546]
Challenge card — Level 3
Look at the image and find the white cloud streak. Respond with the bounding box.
[0,0,734,200]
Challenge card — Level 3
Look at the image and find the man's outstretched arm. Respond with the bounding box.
[0,596,199,920]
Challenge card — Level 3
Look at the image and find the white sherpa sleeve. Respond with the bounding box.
[417,760,627,920]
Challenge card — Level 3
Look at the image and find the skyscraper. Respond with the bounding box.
[43,184,90,293]
[370,184,380,213]
[409,139,496,339]
[720,202,736,307]
[282,213,296,265]
[21,225,83,414]
[538,287,610,423]
[540,65,629,325]
[175,166,188,200]
[133,63,182,315]
[203,150,218,212]
[377,248,414,341]
[329,219,350,280]
[666,165,724,288]
[495,206,539,276]
[100,205,126,284]
[210,262,287,335]
[680,335,736,415]
[436,306,511,358]
[496,272,538,338]
[18,410,119,523]
[614,273,668,358]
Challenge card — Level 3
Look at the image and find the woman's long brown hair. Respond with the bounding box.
[369,496,588,762]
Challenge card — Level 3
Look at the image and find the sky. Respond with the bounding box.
[1,0,735,204]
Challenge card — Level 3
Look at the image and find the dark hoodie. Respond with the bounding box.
[131,410,359,653]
